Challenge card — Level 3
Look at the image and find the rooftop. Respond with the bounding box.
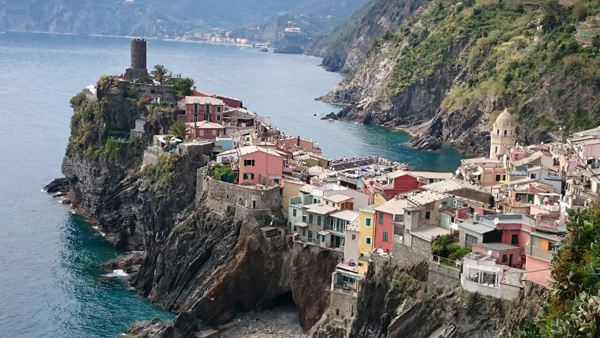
[347,217,360,232]
[331,209,360,222]
[474,242,520,252]
[406,190,449,206]
[304,204,338,215]
[375,198,409,215]
[386,170,453,180]
[411,226,450,241]
[459,221,495,235]
[238,145,282,157]
[422,179,484,193]
[184,96,225,105]
[323,194,353,204]
[186,121,225,129]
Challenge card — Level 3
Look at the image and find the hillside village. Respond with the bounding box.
[89,39,600,333]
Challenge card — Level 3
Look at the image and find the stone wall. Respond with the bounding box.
[427,262,460,292]
[391,241,428,269]
[330,290,356,324]
[134,83,176,102]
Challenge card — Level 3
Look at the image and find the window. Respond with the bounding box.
[308,230,313,239]
[540,239,550,251]
[292,209,297,217]
[502,255,508,263]
[465,234,478,249]
[379,213,384,224]
[497,129,500,135]
[383,232,389,242]
[194,113,198,122]
[504,130,507,136]
[352,234,356,240]
[425,211,431,220]
[217,115,221,121]
[205,104,210,113]
[244,159,255,166]
[366,218,372,227]
[317,215,322,226]
[511,234,519,245]
[495,175,501,181]
[366,237,372,245]
[217,106,221,113]
[322,235,326,242]
[243,173,248,179]
[308,214,313,224]
[252,200,256,209]
[530,173,536,179]
[199,130,204,136]
[194,104,198,113]
[302,215,306,222]
[502,175,506,181]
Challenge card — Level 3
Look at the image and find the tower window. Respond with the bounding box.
[504,130,507,136]
[497,129,500,135]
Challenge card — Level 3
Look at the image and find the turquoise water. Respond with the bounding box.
[0,32,463,337]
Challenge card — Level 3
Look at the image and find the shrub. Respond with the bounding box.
[455,248,471,260]
[448,244,461,253]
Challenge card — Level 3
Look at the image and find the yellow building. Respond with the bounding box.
[281,180,305,212]
[357,205,376,275]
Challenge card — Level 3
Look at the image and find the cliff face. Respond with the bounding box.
[320,0,600,155]
[310,259,547,338]
[58,78,341,337]
[306,0,430,73]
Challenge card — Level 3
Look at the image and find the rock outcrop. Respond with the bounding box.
[55,77,341,337]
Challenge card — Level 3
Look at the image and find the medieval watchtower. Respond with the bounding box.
[125,38,149,80]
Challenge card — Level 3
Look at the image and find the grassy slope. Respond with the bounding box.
[380,0,600,135]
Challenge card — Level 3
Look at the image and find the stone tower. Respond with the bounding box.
[489,109,516,160]
[125,38,149,80]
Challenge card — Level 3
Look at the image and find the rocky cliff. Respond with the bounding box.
[306,0,430,73]
[320,0,600,155]
[311,259,546,338]
[54,77,341,337]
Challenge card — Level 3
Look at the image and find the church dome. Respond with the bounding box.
[495,109,514,126]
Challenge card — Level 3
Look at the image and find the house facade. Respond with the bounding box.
[184,96,226,124]
[238,146,284,186]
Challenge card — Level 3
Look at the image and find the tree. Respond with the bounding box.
[168,121,187,140]
[593,36,600,50]
[179,77,195,96]
[541,0,562,32]
[151,64,169,84]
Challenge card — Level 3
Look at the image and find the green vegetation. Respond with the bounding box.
[376,0,600,134]
[126,86,138,99]
[168,121,187,140]
[211,164,234,182]
[512,205,600,337]
[167,77,196,97]
[151,64,169,84]
[143,154,179,190]
[69,100,101,151]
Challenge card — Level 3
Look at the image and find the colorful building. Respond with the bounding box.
[374,197,409,254]
[185,121,225,139]
[357,205,376,275]
[184,96,225,124]
[238,146,284,186]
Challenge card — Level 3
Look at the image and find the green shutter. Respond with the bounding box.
[366,218,371,226]
[383,232,388,242]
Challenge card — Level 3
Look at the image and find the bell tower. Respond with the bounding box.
[490,109,516,160]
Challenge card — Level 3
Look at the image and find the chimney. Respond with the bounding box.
[297,135,300,147]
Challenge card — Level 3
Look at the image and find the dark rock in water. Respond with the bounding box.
[409,133,442,151]
[44,177,69,194]
[62,198,71,205]
[320,112,339,120]
[259,48,269,53]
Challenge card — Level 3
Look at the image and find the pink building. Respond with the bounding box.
[192,89,243,108]
[238,146,284,186]
[186,121,225,140]
[184,96,225,124]
[374,198,408,254]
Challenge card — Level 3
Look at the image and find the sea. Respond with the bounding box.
[0,32,464,337]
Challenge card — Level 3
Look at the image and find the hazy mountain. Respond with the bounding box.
[0,0,366,37]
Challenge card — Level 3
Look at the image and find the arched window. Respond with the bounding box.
[497,129,500,135]
[504,130,507,136]
[495,146,498,153]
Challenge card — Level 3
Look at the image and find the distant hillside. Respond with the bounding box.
[321,0,600,155]
[306,0,430,73]
[0,0,366,38]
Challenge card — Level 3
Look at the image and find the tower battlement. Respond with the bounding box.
[125,38,149,80]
